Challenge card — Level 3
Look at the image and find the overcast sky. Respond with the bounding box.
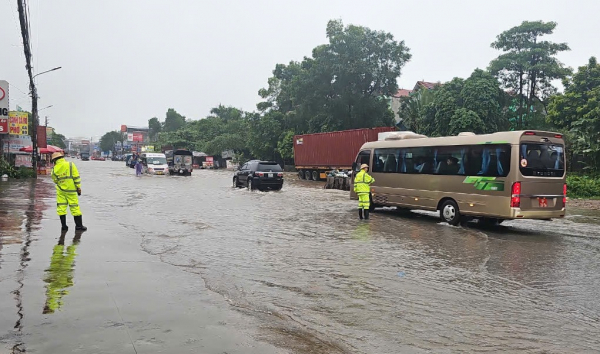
[1,0,599,139]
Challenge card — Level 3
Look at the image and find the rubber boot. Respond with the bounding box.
[60,215,68,231]
[358,209,364,220]
[74,215,87,231]
[364,209,370,220]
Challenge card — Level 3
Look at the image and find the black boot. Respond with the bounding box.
[60,215,68,231]
[74,215,87,231]
[358,209,364,220]
[364,209,370,220]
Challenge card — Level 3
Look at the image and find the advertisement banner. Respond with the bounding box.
[127,133,134,142]
[121,125,127,132]
[46,126,54,141]
[0,117,7,134]
[0,81,9,127]
[15,154,32,167]
[37,126,47,148]
[2,134,32,153]
[8,111,28,135]
[133,132,143,142]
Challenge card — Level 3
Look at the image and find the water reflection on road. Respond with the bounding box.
[4,161,600,353]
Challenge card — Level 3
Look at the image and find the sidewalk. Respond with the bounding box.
[0,180,285,354]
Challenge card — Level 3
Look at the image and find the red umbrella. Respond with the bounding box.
[19,145,64,154]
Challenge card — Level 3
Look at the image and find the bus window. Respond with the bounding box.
[466,145,510,177]
[355,150,372,172]
[434,147,464,175]
[373,149,400,173]
[520,143,564,177]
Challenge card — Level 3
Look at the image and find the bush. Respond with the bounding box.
[567,175,600,198]
[0,158,36,179]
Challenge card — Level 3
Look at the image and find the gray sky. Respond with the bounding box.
[1,0,599,139]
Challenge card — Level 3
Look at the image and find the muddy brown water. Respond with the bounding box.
[1,161,600,353]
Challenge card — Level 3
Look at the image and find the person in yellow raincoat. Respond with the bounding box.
[354,163,375,220]
[51,152,87,231]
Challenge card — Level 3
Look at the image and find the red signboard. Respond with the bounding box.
[121,125,127,132]
[132,132,143,142]
[0,117,7,134]
[37,126,47,148]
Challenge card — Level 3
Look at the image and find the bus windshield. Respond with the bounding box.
[520,143,564,177]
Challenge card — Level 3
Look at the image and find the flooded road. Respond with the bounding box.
[2,160,600,353]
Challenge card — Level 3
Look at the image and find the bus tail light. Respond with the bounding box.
[511,182,521,208]
[555,134,563,139]
[524,131,536,136]
[563,183,567,205]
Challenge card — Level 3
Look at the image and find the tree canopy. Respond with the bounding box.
[548,57,600,171]
[489,20,570,129]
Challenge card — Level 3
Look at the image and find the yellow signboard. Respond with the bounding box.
[9,111,28,135]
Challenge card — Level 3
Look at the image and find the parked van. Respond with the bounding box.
[140,153,168,175]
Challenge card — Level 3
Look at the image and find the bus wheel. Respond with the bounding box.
[298,170,304,179]
[305,170,312,180]
[440,200,461,226]
[312,170,319,181]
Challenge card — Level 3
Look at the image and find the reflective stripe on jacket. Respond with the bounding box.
[51,159,81,193]
[354,170,374,194]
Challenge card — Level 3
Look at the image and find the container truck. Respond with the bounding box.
[294,127,396,180]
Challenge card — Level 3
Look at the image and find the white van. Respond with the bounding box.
[140,153,169,175]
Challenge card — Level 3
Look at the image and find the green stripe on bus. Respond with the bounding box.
[463,176,505,191]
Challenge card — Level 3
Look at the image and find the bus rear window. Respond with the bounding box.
[520,143,564,177]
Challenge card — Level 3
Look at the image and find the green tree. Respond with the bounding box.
[163,108,186,132]
[99,131,124,153]
[258,19,409,134]
[148,117,162,140]
[489,20,570,129]
[448,108,485,135]
[50,133,67,149]
[548,57,600,171]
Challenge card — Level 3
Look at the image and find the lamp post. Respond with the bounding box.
[31,67,61,177]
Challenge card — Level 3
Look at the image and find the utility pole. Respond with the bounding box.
[17,0,37,177]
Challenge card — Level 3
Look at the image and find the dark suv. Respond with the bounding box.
[233,160,284,191]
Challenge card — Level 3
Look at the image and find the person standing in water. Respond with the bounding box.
[135,159,143,176]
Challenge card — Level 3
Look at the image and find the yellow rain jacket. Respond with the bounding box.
[51,158,82,216]
[354,170,375,209]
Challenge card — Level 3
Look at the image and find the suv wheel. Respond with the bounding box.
[233,177,239,188]
[248,178,254,191]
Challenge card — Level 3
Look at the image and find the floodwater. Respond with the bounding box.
[2,161,600,353]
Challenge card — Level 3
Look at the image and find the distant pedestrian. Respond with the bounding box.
[51,152,87,231]
[135,160,143,176]
[354,164,375,220]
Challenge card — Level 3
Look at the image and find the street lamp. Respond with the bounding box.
[33,67,62,80]
[30,66,62,177]
[39,105,53,111]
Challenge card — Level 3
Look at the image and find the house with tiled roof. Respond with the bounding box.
[413,81,440,91]
[388,81,440,128]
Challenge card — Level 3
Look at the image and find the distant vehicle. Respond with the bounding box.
[140,153,168,175]
[80,152,90,161]
[165,149,193,176]
[96,156,105,161]
[233,160,284,191]
[352,130,566,226]
[294,127,396,181]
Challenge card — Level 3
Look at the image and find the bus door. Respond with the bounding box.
[351,150,372,199]
[517,137,566,211]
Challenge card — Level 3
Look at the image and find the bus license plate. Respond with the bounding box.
[268,173,273,178]
[538,197,548,207]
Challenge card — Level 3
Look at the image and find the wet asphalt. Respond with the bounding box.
[1,160,599,353]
